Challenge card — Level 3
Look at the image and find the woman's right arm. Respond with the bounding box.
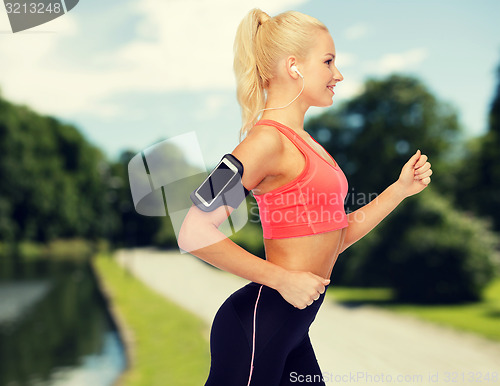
[177,126,329,308]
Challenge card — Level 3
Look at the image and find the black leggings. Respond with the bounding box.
[205,281,327,386]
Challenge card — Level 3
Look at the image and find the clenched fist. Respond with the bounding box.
[396,149,432,197]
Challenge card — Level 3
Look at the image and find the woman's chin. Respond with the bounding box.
[307,95,335,109]
[314,99,334,108]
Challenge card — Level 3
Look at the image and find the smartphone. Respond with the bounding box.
[194,156,240,208]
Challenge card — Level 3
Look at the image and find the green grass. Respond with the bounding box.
[93,254,210,386]
[327,278,500,342]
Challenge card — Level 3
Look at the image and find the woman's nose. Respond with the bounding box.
[334,66,344,82]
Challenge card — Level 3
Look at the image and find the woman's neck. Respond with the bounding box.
[261,82,309,133]
[259,111,307,134]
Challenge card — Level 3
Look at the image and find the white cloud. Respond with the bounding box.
[195,94,229,120]
[344,23,368,40]
[336,52,356,68]
[371,48,429,74]
[113,0,309,91]
[0,14,86,110]
[0,0,309,119]
[335,79,364,100]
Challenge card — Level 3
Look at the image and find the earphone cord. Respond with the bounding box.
[246,284,263,386]
[256,76,304,115]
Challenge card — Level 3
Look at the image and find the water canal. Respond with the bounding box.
[0,254,126,386]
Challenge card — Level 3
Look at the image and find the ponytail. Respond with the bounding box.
[233,9,270,141]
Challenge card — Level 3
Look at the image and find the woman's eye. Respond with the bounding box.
[325,59,332,65]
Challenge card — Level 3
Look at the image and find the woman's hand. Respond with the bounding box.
[396,149,432,198]
[276,270,330,309]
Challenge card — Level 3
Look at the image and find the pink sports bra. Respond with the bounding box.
[252,119,349,239]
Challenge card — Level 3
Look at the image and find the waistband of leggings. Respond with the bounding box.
[247,281,329,297]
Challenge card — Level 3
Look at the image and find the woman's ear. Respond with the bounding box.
[285,56,301,79]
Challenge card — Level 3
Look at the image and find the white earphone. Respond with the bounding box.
[255,65,305,116]
[291,65,304,79]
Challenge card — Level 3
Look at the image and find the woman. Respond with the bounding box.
[178,8,432,386]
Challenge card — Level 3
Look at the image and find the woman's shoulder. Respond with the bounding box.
[231,123,284,189]
[248,122,280,135]
[245,123,283,150]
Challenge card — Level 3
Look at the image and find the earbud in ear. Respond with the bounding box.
[291,65,304,79]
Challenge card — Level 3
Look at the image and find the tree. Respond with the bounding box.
[0,96,118,243]
[455,58,500,231]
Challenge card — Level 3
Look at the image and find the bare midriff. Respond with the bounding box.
[263,226,347,280]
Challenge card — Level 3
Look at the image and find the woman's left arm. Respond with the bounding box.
[340,149,432,253]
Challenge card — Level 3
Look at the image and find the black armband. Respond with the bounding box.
[190,154,250,212]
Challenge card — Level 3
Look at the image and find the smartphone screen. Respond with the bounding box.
[196,161,238,206]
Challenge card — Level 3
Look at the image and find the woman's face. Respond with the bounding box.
[300,29,343,108]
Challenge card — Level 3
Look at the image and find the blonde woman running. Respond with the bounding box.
[179,8,432,386]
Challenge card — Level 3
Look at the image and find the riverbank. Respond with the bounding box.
[90,257,136,386]
[92,253,209,386]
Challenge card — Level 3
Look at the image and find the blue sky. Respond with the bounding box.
[0,0,499,166]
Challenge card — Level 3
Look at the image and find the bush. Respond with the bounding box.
[44,238,96,261]
[387,189,499,303]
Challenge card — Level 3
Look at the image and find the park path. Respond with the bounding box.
[115,248,500,386]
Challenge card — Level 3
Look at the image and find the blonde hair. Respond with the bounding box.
[233,8,328,140]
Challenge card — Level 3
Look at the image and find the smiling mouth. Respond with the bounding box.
[327,85,335,93]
